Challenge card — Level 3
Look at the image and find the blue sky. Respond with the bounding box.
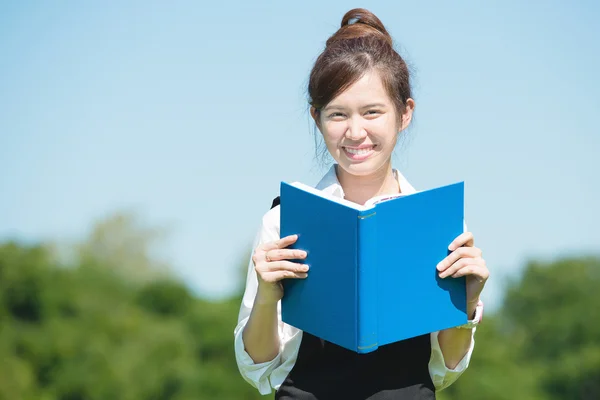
[1,1,598,310]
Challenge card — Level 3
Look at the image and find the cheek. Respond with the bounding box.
[321,124,346,144]
[373,120,399,145]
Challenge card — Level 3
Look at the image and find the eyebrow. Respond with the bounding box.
[362,103,386,109]
[323,103,387,112]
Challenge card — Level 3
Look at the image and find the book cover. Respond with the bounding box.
[279,180,467,353]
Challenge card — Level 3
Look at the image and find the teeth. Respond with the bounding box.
[345,147,373,155]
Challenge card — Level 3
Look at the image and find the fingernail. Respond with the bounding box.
[436,263,443,271]
[303,264,310,271]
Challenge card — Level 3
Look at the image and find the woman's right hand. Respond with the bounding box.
[252,234,309,305]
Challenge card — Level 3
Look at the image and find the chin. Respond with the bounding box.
[337,158,388,178]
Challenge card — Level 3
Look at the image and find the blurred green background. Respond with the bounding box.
[2,2,599,399]
[1,210,598,399]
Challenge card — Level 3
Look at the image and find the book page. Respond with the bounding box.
[288,181,371,211]
[364,193,406,208]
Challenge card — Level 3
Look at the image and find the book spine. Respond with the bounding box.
[356,209,379,353]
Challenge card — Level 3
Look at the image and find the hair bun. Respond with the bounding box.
[326,8,393,47]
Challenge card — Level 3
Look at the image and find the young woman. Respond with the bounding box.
[234,8,489,400]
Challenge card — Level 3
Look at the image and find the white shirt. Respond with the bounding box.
[234,164,477,395]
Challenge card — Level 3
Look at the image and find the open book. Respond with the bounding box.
[279,180,467,353]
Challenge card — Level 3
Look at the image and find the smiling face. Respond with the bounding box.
[311,69,414,178]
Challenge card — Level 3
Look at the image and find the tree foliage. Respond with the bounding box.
[439,256,600,400]
[0,212,265,400]
[0,212,598,399]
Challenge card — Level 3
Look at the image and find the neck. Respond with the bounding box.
[336,163,400,206]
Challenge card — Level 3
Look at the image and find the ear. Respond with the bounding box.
[310,106,322,130]
[400,98,415,131]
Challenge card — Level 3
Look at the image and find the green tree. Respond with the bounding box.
[5,208,598,399]
[0,213,266,399]
[503,256,600,399]
[73,210,172,283]
[440,256,600,400]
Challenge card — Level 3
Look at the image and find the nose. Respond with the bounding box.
[345,117,368,141]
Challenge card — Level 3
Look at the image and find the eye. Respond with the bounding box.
[327,112,346,119]
[363,110,381,120]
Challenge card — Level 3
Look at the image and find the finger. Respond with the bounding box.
[451,264,489,281]
[437,247,482,272]
[263,260,309,273]
[261,270,308,283]
[439,257,484,279]
[255,235,300,265]
[448,232,474,251]
[261,234,299,251]
[266,248,307,262]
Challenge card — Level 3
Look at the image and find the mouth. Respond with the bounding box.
[342,145,376,161]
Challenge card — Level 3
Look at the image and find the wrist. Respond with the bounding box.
[456,299,484,329]
[255,286,281,307]
[467,299,479,319]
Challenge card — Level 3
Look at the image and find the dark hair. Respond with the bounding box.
[308,8,412,123]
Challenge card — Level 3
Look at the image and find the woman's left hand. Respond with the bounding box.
[436,232,489,307]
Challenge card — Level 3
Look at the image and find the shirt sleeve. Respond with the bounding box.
[428,327,476,391]
[233,208,302,395]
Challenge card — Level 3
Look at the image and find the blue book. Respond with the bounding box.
[279,180,467,354]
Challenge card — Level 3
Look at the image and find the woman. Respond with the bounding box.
[234,8,489,400]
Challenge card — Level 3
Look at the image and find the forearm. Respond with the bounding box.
[437,300,478,369]
[242,295,280,363]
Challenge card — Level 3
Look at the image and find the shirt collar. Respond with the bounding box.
[315,164,417,199]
